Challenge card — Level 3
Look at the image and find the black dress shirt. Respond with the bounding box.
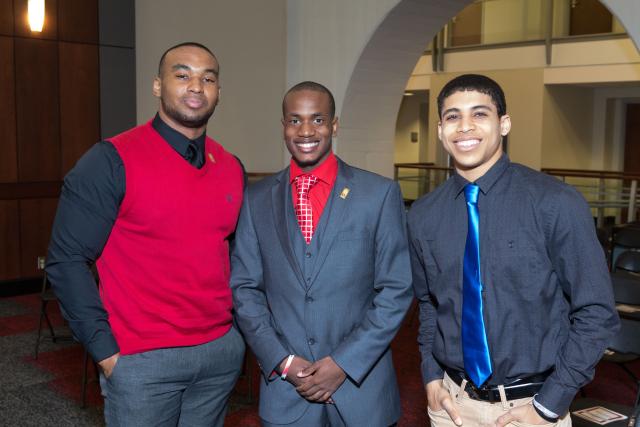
[407,154,619,415]
[45,114,206,363]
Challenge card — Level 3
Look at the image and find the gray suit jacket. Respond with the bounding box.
[230,159,413,426]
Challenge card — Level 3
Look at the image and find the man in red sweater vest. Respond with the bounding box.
[47,42,245,426]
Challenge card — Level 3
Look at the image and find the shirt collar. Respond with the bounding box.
[152,113,206,158]
[289,151,338,185]
[453,153,510,198]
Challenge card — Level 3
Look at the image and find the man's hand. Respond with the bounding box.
[426,379,462,426]
[98,353,120,379]
[295,356,347,403]
[279,356,312,387]
[496,402,549,427]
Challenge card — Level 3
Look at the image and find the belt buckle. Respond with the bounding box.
[464,383,483,401]
[465,383,497,403]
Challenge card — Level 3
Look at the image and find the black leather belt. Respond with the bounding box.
[445,368,551,402]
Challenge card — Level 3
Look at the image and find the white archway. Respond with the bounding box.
[337,0,640,177]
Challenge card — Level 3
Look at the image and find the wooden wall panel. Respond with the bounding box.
[0,36,18,182]
[19,198,58,277]
[58,0,97,43]
[0,0,14,35]
[15,38,60,182]
[0,201,20,280]
[59,42,100,174]
[13,0,57,39]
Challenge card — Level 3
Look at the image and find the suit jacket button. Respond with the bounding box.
[306,296,313,303]
[308,338,315,345]
[305,252,312,258]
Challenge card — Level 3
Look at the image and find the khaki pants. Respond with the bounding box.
[427,373,572,427]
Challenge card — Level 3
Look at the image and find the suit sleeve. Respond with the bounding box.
[330,182,414,384]
[230,190,289,379]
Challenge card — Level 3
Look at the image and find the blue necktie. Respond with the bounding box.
[462,183,492,387]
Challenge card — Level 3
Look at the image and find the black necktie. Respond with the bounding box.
[187,143,203,168]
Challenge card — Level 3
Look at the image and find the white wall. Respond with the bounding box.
[592,87,640,171]
[286,0,400,118]
[394,93,427,163]
[135,0,287,173]
[482,0,544,44]
[541,85,595,170]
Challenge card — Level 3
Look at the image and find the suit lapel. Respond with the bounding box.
[271,169,306,288]
[307,160,353,288]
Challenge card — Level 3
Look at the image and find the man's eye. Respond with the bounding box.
[289,119,300,125]
[176,74,188,80]
[445,114,458,121]
[313,118,324,124]
[204,77,216,84]
[474,112,487,118]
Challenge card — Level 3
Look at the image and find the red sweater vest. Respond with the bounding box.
[97,121,243,355]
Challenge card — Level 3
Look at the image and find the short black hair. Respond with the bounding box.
[283,81,336,119]
[437,74,506,118]
[158,42,218,75]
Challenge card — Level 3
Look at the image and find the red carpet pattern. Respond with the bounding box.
[0,294,637,426]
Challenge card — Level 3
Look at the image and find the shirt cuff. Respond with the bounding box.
[421,354,445,385]
[536,376,577,416]
[84,327,120,363]
[533,395,559,420]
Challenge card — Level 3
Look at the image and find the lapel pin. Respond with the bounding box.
[339,188,350,199]
[208,153,216,163]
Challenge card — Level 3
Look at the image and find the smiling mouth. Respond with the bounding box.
[295,141,319,152]
[455,138,481,150]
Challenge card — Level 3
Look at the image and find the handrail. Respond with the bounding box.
[541,168,640,181]
[539,169,638,225]
[394,164,639,225]
[394,163,454,201]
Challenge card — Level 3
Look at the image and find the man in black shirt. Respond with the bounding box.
[408,74,619,427]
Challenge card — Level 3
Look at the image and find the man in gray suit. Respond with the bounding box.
[230,81,413,426]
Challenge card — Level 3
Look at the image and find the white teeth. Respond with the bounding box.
[456,139,480,148]
[297,142,318,149]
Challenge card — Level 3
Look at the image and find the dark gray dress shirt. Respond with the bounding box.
[45,114,206,363]
[407,154,620,415]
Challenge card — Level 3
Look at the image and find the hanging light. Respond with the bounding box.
[28,0,45,32]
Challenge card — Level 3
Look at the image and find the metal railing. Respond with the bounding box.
[541,168,639,226]
[394,164,639,226]
[394,163,452,204]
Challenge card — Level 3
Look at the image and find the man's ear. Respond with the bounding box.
[332,116,339,137]
[500,114,511,136]
[152,77,161,98]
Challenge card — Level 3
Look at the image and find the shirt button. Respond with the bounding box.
[306,296,313,303]
[305,252,312,258]
[308,338,315,345]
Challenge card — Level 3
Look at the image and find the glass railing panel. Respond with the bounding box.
[439,0,626,49]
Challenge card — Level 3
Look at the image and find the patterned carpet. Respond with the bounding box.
[0,294,637,426]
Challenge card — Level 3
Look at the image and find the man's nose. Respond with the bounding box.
[299,121,314,137]
[188,79,203,93]
[458,116,474,133]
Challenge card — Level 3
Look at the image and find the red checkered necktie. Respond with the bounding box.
[294,174,319,244]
